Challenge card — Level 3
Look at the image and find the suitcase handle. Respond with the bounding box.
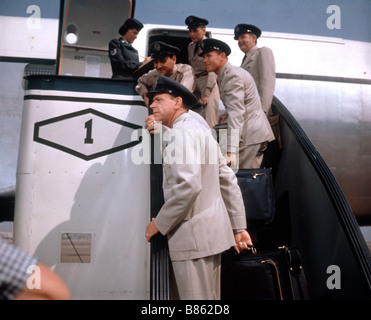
[247,244,257,254]
[261,259,284,300]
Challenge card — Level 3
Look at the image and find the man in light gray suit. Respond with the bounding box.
[185,15,220,128]
[234,24,276,116]
[144,76,252,300]
[199,39,275,169]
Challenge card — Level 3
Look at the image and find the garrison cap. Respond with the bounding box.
[149,41,180,59]
[234,24,262,40]
[147,76,198,108]
[119,18,143,35]
[185,15,209,29]
[198,38,231,57]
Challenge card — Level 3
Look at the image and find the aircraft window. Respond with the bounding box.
[61,233,92,263]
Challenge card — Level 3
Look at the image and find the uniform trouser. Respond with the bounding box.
[170,254,221,300]
[238,141,268,169]
[192,84,220,129]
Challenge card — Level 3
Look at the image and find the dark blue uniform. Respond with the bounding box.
[109,38,141,79]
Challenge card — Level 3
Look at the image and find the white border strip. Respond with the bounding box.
[25,89,144,102]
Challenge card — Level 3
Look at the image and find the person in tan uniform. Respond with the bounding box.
[136,41,195,106]
[185,15,220,128]
[234,24,276,116]
[199,39,275,169]
[144,76,252,300]
[234,24,281,171]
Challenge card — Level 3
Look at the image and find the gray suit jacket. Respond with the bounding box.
[188,37,220,128]
[136,64,195,99]
[241,46,276,115]
[217,62,275,153]
[155,112,247,261]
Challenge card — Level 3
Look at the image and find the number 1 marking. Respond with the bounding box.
[84,119,94,144]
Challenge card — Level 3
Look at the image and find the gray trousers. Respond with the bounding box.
[238,141,268,169]
[170,254,221,300]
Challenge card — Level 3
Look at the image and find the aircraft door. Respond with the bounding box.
[57,0,134,78]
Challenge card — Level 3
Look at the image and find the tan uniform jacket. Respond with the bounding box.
[135,64,195,99]
[188,39,220,128]
[241,46,276,115]
[155,112,247,262]
[217,62,275,153]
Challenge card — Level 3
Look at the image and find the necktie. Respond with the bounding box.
[194,43,199,55]
[242,55,247,65]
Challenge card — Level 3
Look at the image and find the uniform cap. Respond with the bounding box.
[234,24,262,40]
[149,41,180,59]
[119,18,143,35]
[185,15,209,29]
[198,38,231,57]
[147,76,198,108]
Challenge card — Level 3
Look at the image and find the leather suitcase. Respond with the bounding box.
[236,168,275,227]
[221,246,310,300]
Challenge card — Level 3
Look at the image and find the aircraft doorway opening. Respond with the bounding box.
[147,29,211,64]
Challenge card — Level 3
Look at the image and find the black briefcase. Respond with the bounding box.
[236,168,275,226]
[221,246,310,300]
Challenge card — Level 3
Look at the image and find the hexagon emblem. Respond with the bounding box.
[33,108,143,160]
